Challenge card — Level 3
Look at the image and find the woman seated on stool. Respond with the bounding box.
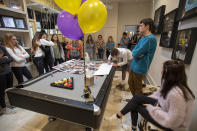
[106,60,195,131]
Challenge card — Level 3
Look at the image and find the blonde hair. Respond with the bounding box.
[5,33,21,54]
[107,36,114,43]
[32,32,40,55]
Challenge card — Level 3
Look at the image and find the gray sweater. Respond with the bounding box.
[147,86,195,131]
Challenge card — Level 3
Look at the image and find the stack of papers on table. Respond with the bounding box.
[93,63,112,76]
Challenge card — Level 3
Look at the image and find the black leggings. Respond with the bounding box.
[106,50,110,59]
[33,57,44,75]
[44,58,53,72]
[54,58,64,66]
[0,72,13,108]
[12,67,33,84]
[120,95,172,131]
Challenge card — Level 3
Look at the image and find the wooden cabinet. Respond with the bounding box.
[0,0,31,47]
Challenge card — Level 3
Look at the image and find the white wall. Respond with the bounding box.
[84,1,153,45]
[117,1,152,44]
[84,2,119,45]
[149,0,197,130]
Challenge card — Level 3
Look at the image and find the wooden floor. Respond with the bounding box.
[0,71,133,131]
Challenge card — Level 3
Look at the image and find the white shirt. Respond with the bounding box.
[34,47,44,57]
[34,39,54,57]
[108,48,133,66]
[40,39,54,46]
[6,45,29,67]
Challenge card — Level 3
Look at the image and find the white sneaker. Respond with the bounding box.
[121,124,131,131]
[104,114,121,121]
[2,108,16,115]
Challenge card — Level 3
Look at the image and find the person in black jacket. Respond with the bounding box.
[39,30,54,72]
[0,45,15,114]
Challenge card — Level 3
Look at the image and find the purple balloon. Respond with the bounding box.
[57,11,83,40]
[81,0,86,5]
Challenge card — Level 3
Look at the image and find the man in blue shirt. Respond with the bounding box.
[128,18,157,96]
[120,32,129,48]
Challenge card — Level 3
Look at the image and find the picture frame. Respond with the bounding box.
[14,18,26,29]
[0,0,5,6]
[171,28,197,64]
[10,0,23,10]
[1,15,16,28]
[0,16,3,27]
[177,0,197,21]
[160,9,179,48]
[154,5,166,34]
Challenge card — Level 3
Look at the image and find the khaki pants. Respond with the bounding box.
[128,69,144,96]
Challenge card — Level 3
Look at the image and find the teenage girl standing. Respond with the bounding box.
[5,33,32,84]
[39,31,54,72]
[51,34,65,65]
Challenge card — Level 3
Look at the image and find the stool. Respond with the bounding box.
[138,117,165,131]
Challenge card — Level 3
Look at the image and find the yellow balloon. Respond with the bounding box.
[78,0,107,34]
[54,0,82,15]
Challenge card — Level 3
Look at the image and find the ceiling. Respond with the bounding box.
[102,0,152,3]
[26,0,153,13]
[26,0,60,13]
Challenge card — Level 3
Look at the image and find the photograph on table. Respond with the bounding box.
[159,8,179,48]
[171,28,197,64]
[52,59,103,75]
[154,5,166,34]
[1,15,16,28]
[15,18,26,29]
[177,0,197,20]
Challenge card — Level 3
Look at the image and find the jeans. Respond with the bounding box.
[97,48,104,59]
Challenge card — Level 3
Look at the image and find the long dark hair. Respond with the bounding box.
[86,35,94,44]
[51,34,61,51]
[161,60,195,101]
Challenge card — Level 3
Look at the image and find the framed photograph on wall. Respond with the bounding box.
[160,9,179,48]
[154,5,166,34]
[0,16,3,27]
[0,0,5,6]
[177,0,197,20]
[171,28,197,64]
[15,18,26,29]
[1,16,16,28]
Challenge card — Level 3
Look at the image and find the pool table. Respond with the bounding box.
[6,67,116,131]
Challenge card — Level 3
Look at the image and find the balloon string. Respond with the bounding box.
[83,36,87,88]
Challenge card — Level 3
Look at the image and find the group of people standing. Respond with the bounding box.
[86,34,115,60]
